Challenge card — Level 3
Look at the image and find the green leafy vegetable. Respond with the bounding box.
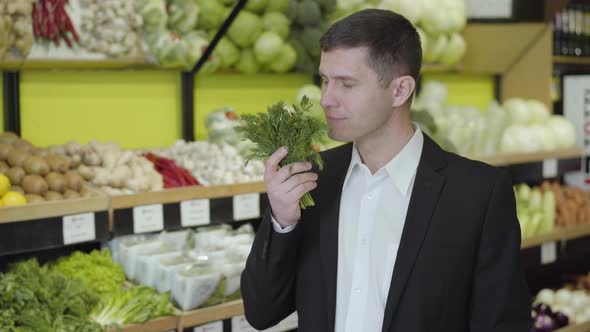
[196,0,227,30]
[90,286,175,328]
[51,249,125,297]
[167,0,199,33]
[228,10,263,48]
[254,31,284,65]
[269,43,297,73]
[236,48,260,74]
[236,96,328,208]
[262,12,291,40]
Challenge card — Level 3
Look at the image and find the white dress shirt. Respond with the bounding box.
[272,126,424,332]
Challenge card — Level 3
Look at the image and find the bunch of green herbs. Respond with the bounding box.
[236,96,328,208]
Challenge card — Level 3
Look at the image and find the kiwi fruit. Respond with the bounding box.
[23,156,50,176]
[22,175,48,195]
[5,167,25,185]
[7,150,30,168]
[45,172,67,193]
[44,191,63,201]
[24,194,45,203]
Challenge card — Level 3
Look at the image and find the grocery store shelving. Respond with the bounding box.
[110,315,179,332]
[479,147,581,167]
[111,182,268,236]
[556,321,590,332]
[553,56,590,66]
[522,224,590,249]
[0,192,110,256]
[179,300,244,330]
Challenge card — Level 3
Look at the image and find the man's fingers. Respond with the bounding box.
[264,147,288,177]
[283,172,318,192]
[276,162,312,183]
[289,181,318,200]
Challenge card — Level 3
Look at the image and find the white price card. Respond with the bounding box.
[541,241,557,265]
[63,213,96,245]
[233,193,261,221]
[542,159,558,178]
[181,199,210,227]
[231,315,259,332]
[193,320,223,332]
[133,204,164,233]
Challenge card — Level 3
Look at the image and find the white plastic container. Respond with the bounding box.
[172,265,223,311]
[155,254,200,293]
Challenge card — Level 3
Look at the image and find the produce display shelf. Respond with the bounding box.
[553,56,590,66]
[556,321,590,332]
[0,193,110,256]
[479,148,581,167]
[110,182,268,236]
[178,300,244,330]
[14,59,154,70]
[110,315,180,332]
[522,224,590,249]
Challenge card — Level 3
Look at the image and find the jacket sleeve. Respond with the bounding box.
[241,208,302,330]
[469,171,532,332]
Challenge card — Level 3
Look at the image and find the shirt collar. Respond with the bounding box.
[343,124,424,197]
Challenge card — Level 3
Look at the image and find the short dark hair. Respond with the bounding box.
[320,9,422,88]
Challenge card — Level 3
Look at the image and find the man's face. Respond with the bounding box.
[319,47,395,142]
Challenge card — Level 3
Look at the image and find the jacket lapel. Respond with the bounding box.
[382,135,447,332]
[317,143,353,332]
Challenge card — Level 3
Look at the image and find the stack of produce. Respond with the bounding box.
[78,0,143,58]
[330,0,467,66]
[288,0,337,73]
[0,174,27,206]
[144,152,200,188]
[109,224,255,311]
[543,182,590,227]
[49,140,163,195]
[141,0,209,69]
[151,140,264,186]
[0,0,34,59]
[32,0,78,48]
[514,183,556,239]
[0,132,95,204]
[413,81,578,158]
[534,287,590,329]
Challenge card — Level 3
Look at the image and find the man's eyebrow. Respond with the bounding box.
[318,72,358,81]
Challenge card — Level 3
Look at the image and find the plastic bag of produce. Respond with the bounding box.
[216,262,245,301]
[206,107,242,146]
[115,234,160,277]
[136,251,180,288]
[155,254,200,293]
[126,241,176,281]
[172,265,224,311]
[159,229,193,249]
[168,0,199,33]
[141,0,167,32]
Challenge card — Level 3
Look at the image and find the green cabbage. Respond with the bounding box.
[262,12,291,40]
[439,32,466,66]
[269,43,297,73]
[289,37,315,73]
[245,0,268,13]
[228,10,263,48]
[266,0,290,13]
[236,48,260,74]
[167,0,199,33]
[215,37,240,69]
[196,0,227,30]
[141,0,167,32]
[301,26,323,57]
[296,0,322,26]
[254,31,285,65]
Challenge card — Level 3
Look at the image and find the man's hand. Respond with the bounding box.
[265,147,318,227]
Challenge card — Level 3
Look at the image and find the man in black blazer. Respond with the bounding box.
[241,9,531,332]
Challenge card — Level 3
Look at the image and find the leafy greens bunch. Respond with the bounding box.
[236,96,328,208]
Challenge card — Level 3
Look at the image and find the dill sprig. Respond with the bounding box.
[236,96,328,208]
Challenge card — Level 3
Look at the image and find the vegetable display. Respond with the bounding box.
[534,284,590,330]
[514,183,555,239]
[144,152,200,188]
[236,97,327,208]
[0,0,34,59]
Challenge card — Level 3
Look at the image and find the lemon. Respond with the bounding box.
[0,174,10,196]
[2,191,27,206]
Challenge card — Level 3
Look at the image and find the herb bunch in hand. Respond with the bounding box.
[237,96,328,209]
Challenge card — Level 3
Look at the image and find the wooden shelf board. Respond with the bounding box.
[556,321,590,332]
[111,182,266,209]
[478,147,581,167]
[110,315,179,332]
[179,300,244,329]
[554,56,590,66]
[521,224,590,249]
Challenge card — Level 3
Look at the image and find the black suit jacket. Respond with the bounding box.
[241,135,531,332]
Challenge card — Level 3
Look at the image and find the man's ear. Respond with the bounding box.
[391,75,416,108]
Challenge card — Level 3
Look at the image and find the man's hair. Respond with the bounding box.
[320,9,422,88]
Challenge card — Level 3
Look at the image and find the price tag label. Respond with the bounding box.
[231,316,258,332]
[133,204,164,233]
[181,199,210,227]
[193,320,223,332]
[541,241,557,265]
[63,213,96,245]
[542,158,558,178]
[233,193,261,221]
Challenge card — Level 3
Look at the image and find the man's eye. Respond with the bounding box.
[342,82,353,88]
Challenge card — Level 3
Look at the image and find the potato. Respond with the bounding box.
[22,175,48,195]
[12,139,33,151]
[45,172,67,193]
[5,167,25,185]
[7,150,30,167]
[63,189,81,199]
[0,133,18,145]
[24,156,50,176]
[65,171,84,191]
[79,186,96,198]
[0,143,13,161]
[0,161,8,174]
[45,154,71,173]
[44,191,63,201]
[24,194,45,203]
[11,185,24,194]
